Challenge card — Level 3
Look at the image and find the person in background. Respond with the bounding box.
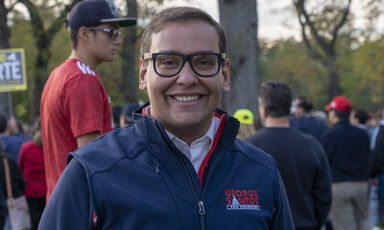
[233,109,256,139]
[245,81,332,230]
[321,96,372,230]
[0,139,26,230]
[0,115,27,161]
[289,96,329,142]
[112,105,123,129]
[119,103,140,127]
[370,112,384,225]
[40,0,137,201]
[350,109,370,134]
[18,118,46,230]
[39,6,294,229]
[0,183,5,230]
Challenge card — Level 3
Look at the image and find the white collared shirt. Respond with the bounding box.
[165,117,219,173]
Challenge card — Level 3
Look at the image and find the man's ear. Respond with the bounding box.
[78,26,90,42]
[222,59,230,93]
[139,59,147,91]
[258,104,268,121]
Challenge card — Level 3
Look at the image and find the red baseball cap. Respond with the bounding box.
[325,96,352,112]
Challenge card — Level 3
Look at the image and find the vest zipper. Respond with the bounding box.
[198,201,205,215]
[198,201,206,230]
[155,120,207,229]
[176,150,206,230]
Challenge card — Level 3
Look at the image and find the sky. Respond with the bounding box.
[163,0,384,42]
[162,0,301,41]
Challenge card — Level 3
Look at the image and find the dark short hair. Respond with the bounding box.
[334,109,350,120]
[64,18,79,50]
[65,19,101,50]
[296,96,313,112]
[0,115,7,133]
[140,7,227,60]
[259,81,292,118]
[354,109,370,124]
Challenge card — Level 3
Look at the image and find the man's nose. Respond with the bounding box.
[176,61,198,86]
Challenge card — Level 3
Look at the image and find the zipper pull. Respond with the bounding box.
[198,201,205,215]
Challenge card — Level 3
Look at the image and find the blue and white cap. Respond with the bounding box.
[67,0,136,30]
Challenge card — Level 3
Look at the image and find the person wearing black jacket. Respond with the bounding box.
[322,96,372,230]
[245,81,332,230]
[371,120,384,224]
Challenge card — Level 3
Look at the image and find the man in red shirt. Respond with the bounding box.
[40,0,136,201]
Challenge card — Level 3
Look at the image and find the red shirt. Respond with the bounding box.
[40,59,113,201]
[18,141,47,197]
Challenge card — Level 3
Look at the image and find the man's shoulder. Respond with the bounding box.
[0,134,25,144]
[69,126,148,174]
[325,121,369,139]
[244,128,267,143]
[291,127,320,141]
[247,128,322,152]
[49,59,100,83]
[245,128,296,143]
[233,138,280,176]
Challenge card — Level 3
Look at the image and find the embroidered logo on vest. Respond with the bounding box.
[225,189,260,211]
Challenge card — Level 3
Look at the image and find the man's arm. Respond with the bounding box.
[270,173,295,230]
[39,158,91,229]
[312,148,332,227]
[76,131,100,147]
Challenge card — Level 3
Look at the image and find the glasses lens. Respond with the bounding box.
[155,54,183,77]
[111,29,121,40]
[191,54,219,77]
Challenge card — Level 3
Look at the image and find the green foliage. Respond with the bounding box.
[5,0,384,122]
[350,37,384,111]
[9,15,37,121]
[260,38,329,110]
[259,35,384,114]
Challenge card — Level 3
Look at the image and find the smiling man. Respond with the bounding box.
[40,0,136,202]
[39,7,294,229]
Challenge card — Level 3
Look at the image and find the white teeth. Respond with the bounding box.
[174,95,200,102]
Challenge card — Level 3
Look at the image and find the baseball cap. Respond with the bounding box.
[233,109,254,125]
[67,0,137,30]
[325,96,352,113]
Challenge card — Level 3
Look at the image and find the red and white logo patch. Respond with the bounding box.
[225,189,260,211]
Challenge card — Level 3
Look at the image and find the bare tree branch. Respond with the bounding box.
[296,4,323,61]
[295,0,331,55]
[330,0,352,51]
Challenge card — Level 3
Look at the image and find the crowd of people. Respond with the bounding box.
[1,0,384,229]
[236,93,384,230]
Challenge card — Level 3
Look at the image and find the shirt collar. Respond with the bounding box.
[165,117,216,149]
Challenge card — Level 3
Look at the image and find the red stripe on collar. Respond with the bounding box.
[198,113,226,188]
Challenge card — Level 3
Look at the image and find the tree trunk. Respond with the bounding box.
[218,0,259,116]
[121,0,138,104]
[327,64,342,98]
[0,0,11,118]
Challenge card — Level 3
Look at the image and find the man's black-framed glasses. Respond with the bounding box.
[143,52,227,77]
[86,27,122,40]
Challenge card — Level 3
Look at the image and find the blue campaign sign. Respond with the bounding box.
[0,48,27,92]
